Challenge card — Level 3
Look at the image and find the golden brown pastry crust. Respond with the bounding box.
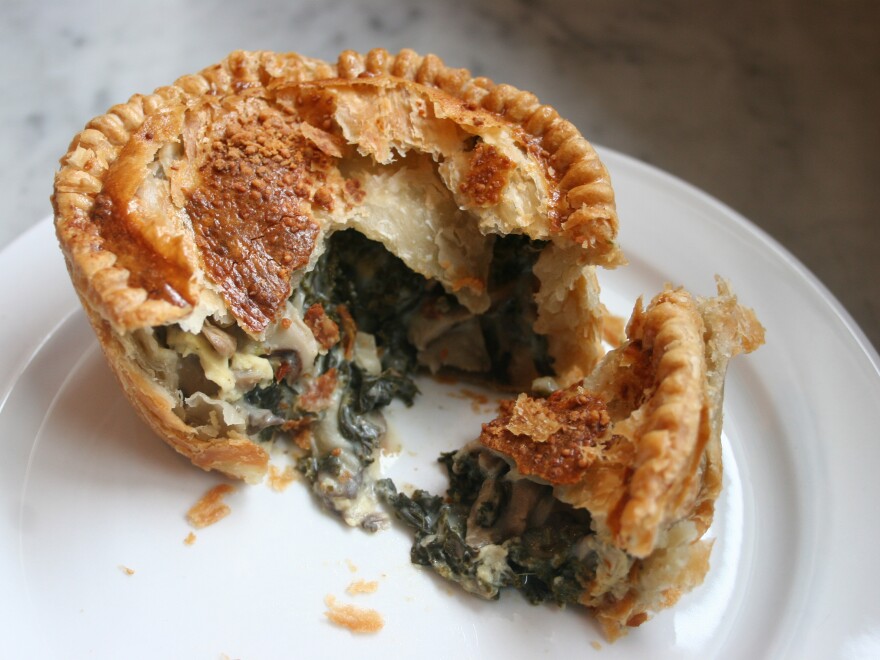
[52,49,623,482]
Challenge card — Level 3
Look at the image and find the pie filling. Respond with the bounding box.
[378,446,612,606]
[140,227,634,609]
[138,228,554,530]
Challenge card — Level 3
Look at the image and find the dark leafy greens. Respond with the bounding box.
[338,362,418,463]
[379,447,598,606]
[244,230,424,445]
[302,229,427,375]
[237,229,558,533]
[247,230,554,446]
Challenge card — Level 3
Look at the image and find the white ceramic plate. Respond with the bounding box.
[3,149,879,659]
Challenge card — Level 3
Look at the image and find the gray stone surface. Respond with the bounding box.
[2,0,877,349]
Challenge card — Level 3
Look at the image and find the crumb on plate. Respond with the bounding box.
[184,532,197,546]
[119,565,135,576]
[346,579,379,595]
[187,484,235,528]
[267,464,297,492]
[324,595,384,634]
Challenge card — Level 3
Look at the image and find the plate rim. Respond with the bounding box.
[597,146,880,374]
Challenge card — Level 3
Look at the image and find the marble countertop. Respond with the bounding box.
[2,0,878,351]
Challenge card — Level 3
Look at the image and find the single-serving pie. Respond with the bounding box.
[52,49,763,639]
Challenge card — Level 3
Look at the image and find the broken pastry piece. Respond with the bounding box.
[52,49,621,531]
[380,280,764,640]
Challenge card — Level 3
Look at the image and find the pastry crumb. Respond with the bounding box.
[346,579,379,595]
[184,532,197,546]
[345,559,358,573]
[590,640,602,650]
[187,484,235,528]
[505,393,563,442]
[267,464,297,492]
[119,565,135,576]
[324,595,384,634]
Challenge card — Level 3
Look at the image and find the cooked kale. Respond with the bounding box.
[356,366,419,411]
[506,517,597,606]
[303,230,553,384]
[338,362,419,463]
[245,231,422,451]
[299,451,344,481]
[241,230,561,537]
[378,478,518,599]
[283,231,425,527]
[244,381,289,415]
[242,380,298,441]
[302,230,426,375]
[381,448,598,607]
[311,344,344,376]
[336,363,383,463]
[440,449,487,506]
[297,230,422,456]
[254,231,552,450]
[376,480,445,535]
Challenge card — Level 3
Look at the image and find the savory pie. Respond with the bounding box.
[52,48,763,638]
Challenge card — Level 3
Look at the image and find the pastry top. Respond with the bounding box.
[53,48,623,337]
